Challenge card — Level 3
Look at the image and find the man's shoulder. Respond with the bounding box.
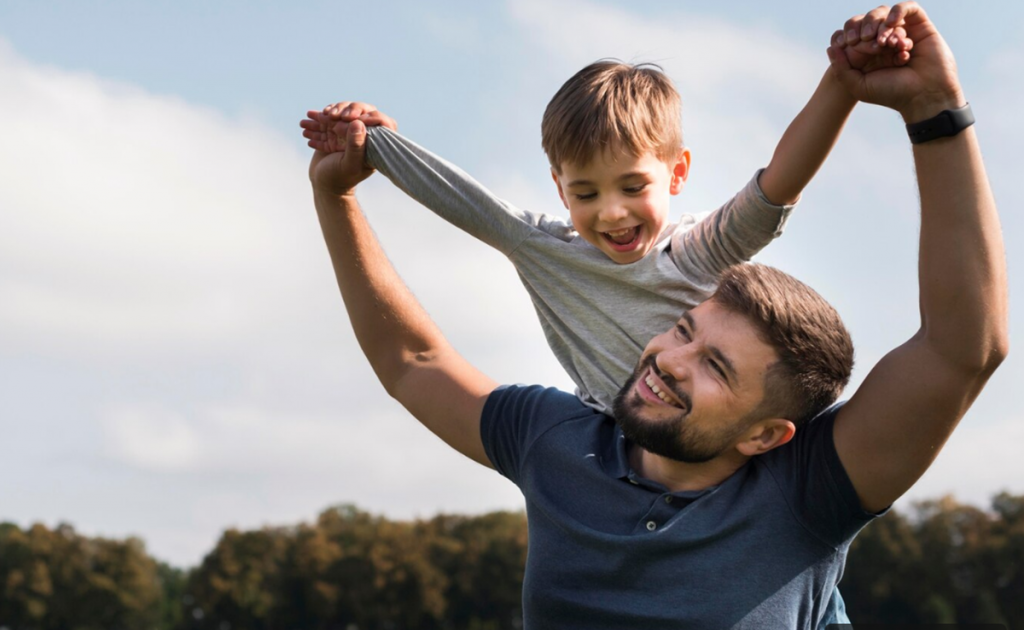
[481,384,612,481]
[484,384,598,431]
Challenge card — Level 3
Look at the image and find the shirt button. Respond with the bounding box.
[646,520,657,531]
[664,496,673,504]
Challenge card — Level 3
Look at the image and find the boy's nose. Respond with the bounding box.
[598,203,629,224]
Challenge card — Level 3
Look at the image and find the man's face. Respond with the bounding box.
[613,300,779,463]
[552,147,690,265]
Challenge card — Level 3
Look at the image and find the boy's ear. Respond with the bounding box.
[669,148,692,196]
[551,168,569,209]
[734,417,796,457]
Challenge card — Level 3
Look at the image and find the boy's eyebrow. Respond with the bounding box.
[681,311,739,385]
[566,171,651,188]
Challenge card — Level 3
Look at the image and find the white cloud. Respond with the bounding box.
[101,404,202,471]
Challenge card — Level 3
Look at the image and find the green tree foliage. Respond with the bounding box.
[843,493,1023,627]
[0,521,163,630]
[4,494,1023,629]
[178,505,526,630]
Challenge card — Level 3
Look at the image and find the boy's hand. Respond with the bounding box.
[832,6,913,72]
[300,101,397,154]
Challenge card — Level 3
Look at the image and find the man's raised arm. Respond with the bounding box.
[828,3,1009,513]
[309,118,498,467]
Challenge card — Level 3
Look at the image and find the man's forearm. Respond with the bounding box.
[911,117,1008,372]
[315,188,449,394]
[759,70,856,206]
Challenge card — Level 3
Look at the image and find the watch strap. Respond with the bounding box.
[906,103,975,144]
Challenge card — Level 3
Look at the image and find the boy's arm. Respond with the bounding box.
[669,10,912,279]
[756,69,856,206]
[758,6,911,205]
[310,120,498,468]
[303,104,557,255]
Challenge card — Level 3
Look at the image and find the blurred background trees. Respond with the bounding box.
[1,494,1021,629]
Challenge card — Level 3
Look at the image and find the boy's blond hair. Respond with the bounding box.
[542,60,683,173]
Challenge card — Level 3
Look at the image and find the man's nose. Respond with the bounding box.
[655,346,694,382]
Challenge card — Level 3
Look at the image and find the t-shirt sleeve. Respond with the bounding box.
[760,404,885,548]
[669,169,795,279]
[480,384,584,486]
[364,127,572,254]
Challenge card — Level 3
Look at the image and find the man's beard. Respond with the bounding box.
[612,355,735,464]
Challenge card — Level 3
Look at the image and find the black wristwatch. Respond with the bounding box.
[906,103,975,144]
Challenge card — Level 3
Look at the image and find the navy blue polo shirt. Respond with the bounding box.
[481,384,879,630]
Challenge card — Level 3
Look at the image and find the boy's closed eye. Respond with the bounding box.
[573,184,648,201]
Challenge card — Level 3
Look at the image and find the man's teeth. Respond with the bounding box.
[645,375,678,406]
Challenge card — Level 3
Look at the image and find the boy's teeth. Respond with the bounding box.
[605,226,639,244]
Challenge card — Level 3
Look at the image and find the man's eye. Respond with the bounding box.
[709,360,726,378]
[574,192,597,201]
[675,325,691,340]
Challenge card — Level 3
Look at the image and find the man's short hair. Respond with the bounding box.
[541,60,683,173]
[711,264,855,427]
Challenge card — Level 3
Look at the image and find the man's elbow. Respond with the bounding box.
[378,348,446,400]
[985,329,1010,374]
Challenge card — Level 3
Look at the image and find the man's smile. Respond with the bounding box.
[640,367,686,410]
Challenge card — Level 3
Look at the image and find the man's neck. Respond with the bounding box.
[629,444,750,493]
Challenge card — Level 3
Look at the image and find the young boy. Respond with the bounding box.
[303,32,909,417]
[302,17,909,627]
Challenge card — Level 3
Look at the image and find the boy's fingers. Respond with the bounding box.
[323,102,354,119]
[361,111,398,131]
[831,30,844,47]
[827,44,864,96]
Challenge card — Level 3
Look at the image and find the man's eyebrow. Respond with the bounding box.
[566,171,650,188]
[682,311,739,385]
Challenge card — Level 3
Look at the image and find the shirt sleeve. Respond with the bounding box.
[669,169,795,279]
[759,404,886,548]
[480,384,586,486]
[364,127,573,255]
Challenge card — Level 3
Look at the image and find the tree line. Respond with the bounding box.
[1,493,1021,629]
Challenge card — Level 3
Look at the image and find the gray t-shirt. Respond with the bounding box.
[482,384,878,629]
[365,127,794,415]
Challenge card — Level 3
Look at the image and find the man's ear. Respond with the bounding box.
[551,168,569,209]
[669,148,692,196]
[735,418,796,457]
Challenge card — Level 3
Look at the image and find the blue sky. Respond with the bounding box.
[2,1,1022,567]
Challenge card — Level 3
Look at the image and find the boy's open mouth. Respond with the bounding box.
[602,226,642,251]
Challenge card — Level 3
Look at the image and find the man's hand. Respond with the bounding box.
[832,5,913,72]
[828,2,964,122]
[301,101,397,154]
[307,119,374,198]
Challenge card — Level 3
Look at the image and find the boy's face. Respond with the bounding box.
[552,147,690,264]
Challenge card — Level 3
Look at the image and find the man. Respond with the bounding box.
[308,4,1007,627]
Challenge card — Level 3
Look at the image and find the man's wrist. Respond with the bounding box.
[899,89,967,125]
[313,186,360,210]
